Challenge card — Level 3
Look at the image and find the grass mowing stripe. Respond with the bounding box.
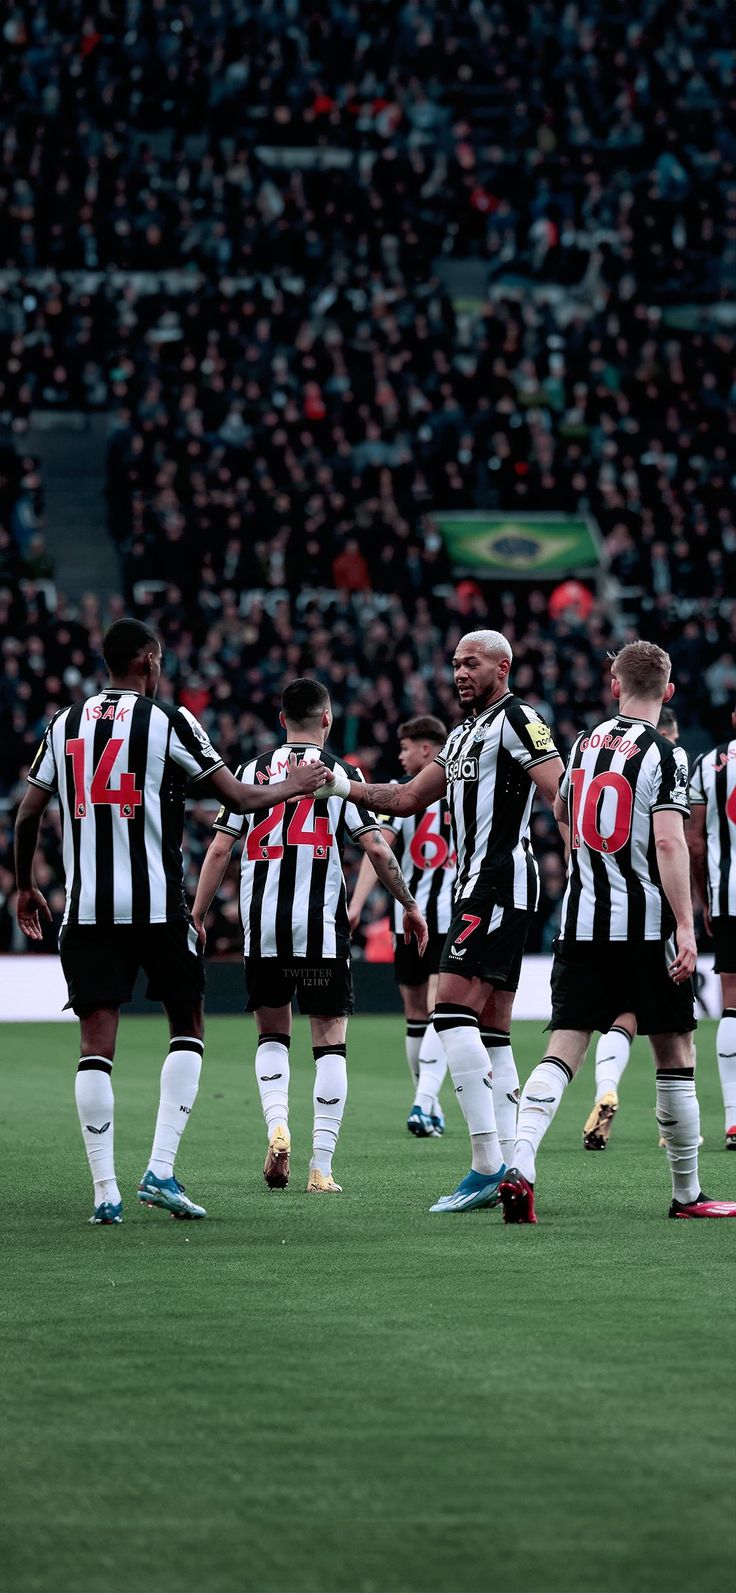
[1,1017,733,1593]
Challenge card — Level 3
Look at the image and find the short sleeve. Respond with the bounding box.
[652,745,690,816]
[342,764,382,841]
[503,701,560,769]
[435,734,452,770]
[169,707,224,784]
[212,763,248,836]
[688,754,706,806]
[27,715,60,791]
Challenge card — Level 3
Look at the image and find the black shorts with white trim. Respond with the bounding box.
[549,938,696,1036]
[711,916,736,975]
[244,957,354,1017]
[59,920,205,1016]
[439,888,531,991]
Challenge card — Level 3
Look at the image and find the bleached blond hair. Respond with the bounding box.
[457,629,513,663]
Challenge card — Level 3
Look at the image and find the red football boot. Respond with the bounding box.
[500,1167,538,1225]
[669,1191,736,1219]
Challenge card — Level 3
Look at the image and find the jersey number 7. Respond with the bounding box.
[66,737,142,820]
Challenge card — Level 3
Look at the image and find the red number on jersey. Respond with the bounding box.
[456,912,482,943]
[65,737,142,820]
[408,810,450,871]
[570,768,634,855]
[286,799,334,860]
[726,784,736,827]
[246,803,286,861]
[245,800,334,862]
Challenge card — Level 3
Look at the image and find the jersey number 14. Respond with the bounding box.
[66,737,142,820]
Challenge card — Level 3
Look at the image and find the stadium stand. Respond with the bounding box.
[1,0,733,955]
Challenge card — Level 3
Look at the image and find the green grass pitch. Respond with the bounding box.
[2,1016,734,1593]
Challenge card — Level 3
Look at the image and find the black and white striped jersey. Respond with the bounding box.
[558,714,690,943]
[435,693,559,910]
[213,742,379,959]
[28,691,224,926]
[689,739,736,918]
[386,797,456,936]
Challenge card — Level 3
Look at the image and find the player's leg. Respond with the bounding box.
[401,977,433,1135]
[501,1030,591,1223]
[60,924,131,1224]
[429,966,506,1212]
[582,1014,636,1150]
[643,939,735,1216]
[76,1007,122,1223]
[478,987,519,1167]
[137,923,208,1218]
[414,969,449,1134]
[307,1014,349,1193]
[716,957,736,1146]
[254,1002,293,1189]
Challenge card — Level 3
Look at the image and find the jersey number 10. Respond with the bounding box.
[570,769,633,855]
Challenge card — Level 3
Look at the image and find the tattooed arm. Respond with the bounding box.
[358,829,429,954]
[318,759,446,816]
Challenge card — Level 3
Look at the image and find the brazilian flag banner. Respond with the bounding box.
[435,514,603,579]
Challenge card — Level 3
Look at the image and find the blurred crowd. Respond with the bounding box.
[1,0,733,957]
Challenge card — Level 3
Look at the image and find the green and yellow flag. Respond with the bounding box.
[435,514,602,579]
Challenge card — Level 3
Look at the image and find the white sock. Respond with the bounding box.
[75,1058,120,1206]
[656,1070,701,1204]
[148,1037,203,1180]
[514,1056,573,1183]
[415,1021,448,1116]
[434,1004,502,1174]
[405,1021,426,1090]
[481,1028,519,1167]
[255,1032,291,1135]
[595,1025,632,1100]
[717,1009,736,1132]
[311,1045,348,1177]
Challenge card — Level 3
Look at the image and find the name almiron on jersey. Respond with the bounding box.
[214,742,379,960]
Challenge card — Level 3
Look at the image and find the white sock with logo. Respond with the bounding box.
[255,1033,291,1136]
[311,1045,348,1177]
[434,1004,502,1174]
[405,1021,426,1090]
[415,1021,448,1116]
[481,1028,519,1166]
[656,1070,701,1204]
[75,1058,120,1206]
[148,1038,203,1180]
[717,1009,736,1132]
[594,1025,632,1100]
[514,1057,574,1183]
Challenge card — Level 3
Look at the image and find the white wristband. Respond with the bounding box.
[313,768,350,800]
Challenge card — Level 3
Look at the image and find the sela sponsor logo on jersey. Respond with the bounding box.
[445,755,479,782]
[579,731,641,760]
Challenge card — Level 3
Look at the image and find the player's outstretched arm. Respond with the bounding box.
[14,785,53,939]
[653,809,697,981]
[348,827,395,931]
[192,831,237,947]
[207,755,328,813]
[358,830,428,954]
[317,759,446,817]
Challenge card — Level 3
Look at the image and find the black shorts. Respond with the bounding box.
[59,920,205,1017]
[550,939,696,1036]
[244,957,354,1017]
[439,892,531,992]
[393,932,445,987]
[711,917,736,975]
